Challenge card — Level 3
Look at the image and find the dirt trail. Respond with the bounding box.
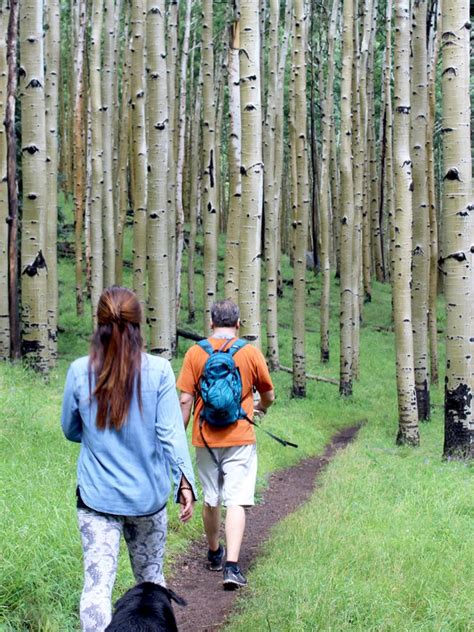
[170,424,363,631]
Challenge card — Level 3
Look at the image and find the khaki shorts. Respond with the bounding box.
[195,444,257,507]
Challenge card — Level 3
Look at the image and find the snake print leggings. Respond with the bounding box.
[77,506,167,632]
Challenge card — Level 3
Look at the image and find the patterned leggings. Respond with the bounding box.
[77,506,167,632]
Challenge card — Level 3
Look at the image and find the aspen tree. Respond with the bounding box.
[146,0,171,358]
[383,0,394,279]
[291,0,310,396]
[72,0,87,316]
[411,0,430,420]
[201,0,219,335]
[175,0,192,316]
[0,3,9,359]
[20,0,50,371]
[167,0,178,351]
[5,0,20,360]
[339,0,355,397]
[188,58,202,324]
[224,15,241,305]
[239,0,263,345]
[427,5,440,386]
[441,0,473,459]
[89,0,104,318]
[263,0,280,369]
[350,3,362,381]
[44,0,59,365]
[115,5,130,285]
[101,0,116,287]
[130,0,147,307]
[319,0,338,364]
[393,0,419,445]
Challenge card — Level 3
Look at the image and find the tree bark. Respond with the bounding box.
[339,0,355,397]
[201,0,219,335]
[441,0,473,459]
[239,0,263,345]
[410,0,430,421]
[44,0,60,366]
[89,0,104,319]
[0,2,10,360]
[146,0,171,358]
[5,0,20,361]
[20,0,50,371]
[291,0,310,397]
[393,0,419,446]
[224,16,241,305]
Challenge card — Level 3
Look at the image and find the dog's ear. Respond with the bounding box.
[165,588,187,607]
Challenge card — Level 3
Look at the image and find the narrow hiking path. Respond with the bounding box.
[169,424,363,631]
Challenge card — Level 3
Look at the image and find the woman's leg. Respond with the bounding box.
[123,507,168,586]
[77,508,122,632]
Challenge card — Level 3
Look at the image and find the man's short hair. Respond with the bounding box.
[211,300,240,327]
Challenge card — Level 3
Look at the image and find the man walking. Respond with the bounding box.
[177,299,275,590]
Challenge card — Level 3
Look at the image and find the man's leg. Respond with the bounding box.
[225,505,246,562]
[202,503,221,551]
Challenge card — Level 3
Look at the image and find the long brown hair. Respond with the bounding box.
[90,286,143,430]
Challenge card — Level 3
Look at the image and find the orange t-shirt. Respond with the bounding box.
[176,337,274,448]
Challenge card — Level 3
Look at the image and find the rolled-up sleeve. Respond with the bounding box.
[155,362,198,502]
[61,364,82,442]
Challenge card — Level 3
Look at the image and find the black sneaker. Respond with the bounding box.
[206,544,225,571]
[223,565,247,590]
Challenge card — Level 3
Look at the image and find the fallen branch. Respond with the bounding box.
[177,327,205,342]
[279,365,339,385]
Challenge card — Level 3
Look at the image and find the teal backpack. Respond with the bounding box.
[198,338,248,428]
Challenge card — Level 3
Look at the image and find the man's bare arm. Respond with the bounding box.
[254,389,275,416]
[179,392,194,429]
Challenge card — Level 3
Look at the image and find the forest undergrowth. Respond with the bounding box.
[0,223,472,631]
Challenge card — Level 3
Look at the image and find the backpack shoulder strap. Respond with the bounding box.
[227,339,248,357]
[197,339,214,356]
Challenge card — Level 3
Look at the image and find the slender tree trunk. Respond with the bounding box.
[101,0,116,287]
[239,0,263,345]
[146,0,171,357]
[114,2,130,285]
[339,0,355,397]
[224,17,241,305]
[5,0,20,360]
[201,0,219,335]
[44,0,59,366]
[291,0,310,396]
[0,2,10,359]
[89,0,104,318]
[130,0,147,307]
[263,0,279,369]
[411,0,430,421]
[187,58,202,324]
[20,0,50,371]
[441,0,473,459]
[383,0,395,281]
[73,0,87,316]
[319,0,338,363]
[175,0,192,317]
[393,0,419,446]
[167,0,178,351]
[427,5,440,386]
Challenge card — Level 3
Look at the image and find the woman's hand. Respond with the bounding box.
[178,487,194,523]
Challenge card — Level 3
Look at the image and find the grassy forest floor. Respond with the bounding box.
[1,213,473,631]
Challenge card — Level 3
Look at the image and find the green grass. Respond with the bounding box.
[1,224,472,631]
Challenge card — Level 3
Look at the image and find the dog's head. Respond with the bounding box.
[105,582,186,632]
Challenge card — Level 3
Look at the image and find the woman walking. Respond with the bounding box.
[61,286,196,632]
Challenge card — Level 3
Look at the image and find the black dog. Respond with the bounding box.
[105,582,186,632]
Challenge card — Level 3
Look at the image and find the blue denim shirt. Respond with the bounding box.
[61,353,197,516]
